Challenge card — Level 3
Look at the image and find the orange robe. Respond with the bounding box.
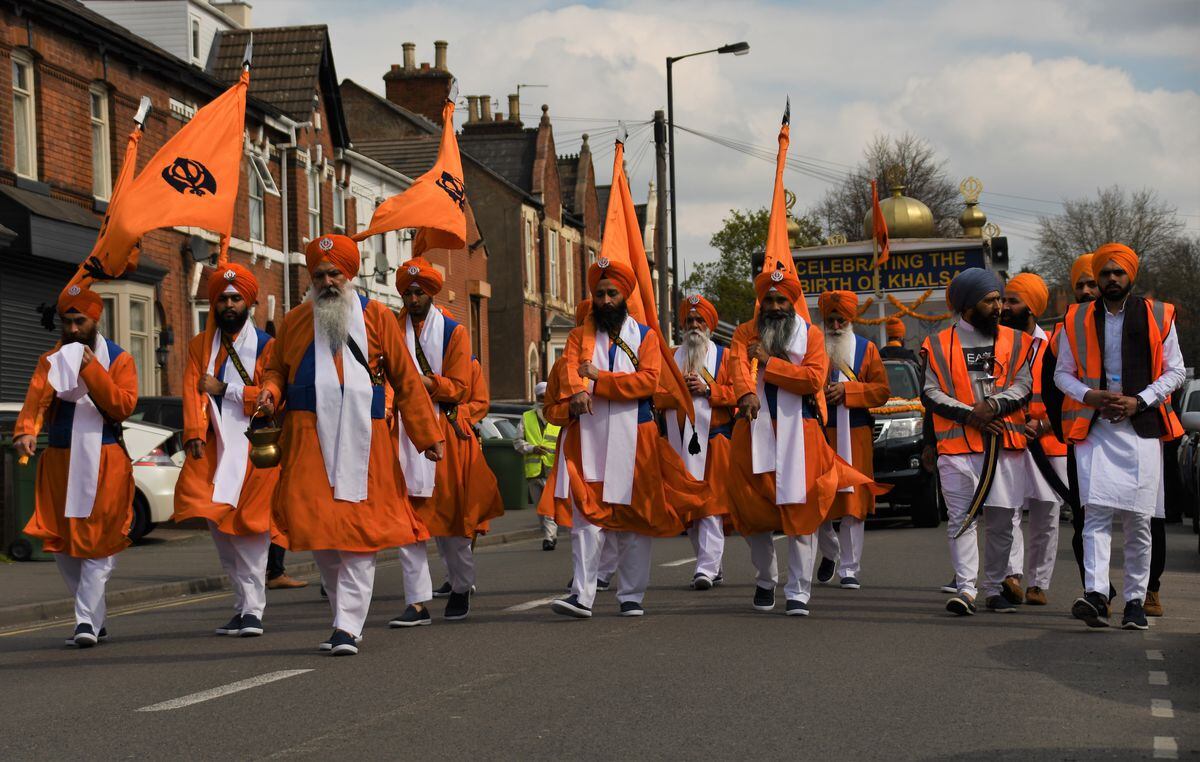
[399,312,504,538]
[17,344,137,558]
[546,324,704,537]
[263,299,442,553]
[654,346,737,524]
[823,340,890,520]
[725,320,880,536]
[537,357,577,529]
[172,328,280,536]
[464,357,489,426]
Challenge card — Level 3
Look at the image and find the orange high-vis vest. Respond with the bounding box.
[1060,298,1183,443]
[922,325,1032,455]
[1028,331,1068,457]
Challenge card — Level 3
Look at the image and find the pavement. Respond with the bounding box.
[0,516,1196,760]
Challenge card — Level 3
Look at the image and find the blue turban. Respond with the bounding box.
[946,268,1001,313]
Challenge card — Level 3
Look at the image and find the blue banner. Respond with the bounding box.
[795,248,986,294]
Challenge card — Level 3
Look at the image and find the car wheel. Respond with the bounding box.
[129,492,152,543]
[7,538,33,562]
[911,475,941,528]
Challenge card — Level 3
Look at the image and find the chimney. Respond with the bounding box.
[383,41,454,125]
[508,94,520,123]
[213,1,252,28]
[402,42,415,71]
[480,95,492,122]
[466,95,480,123]
[434,40,448,70]
[494,112,503,122]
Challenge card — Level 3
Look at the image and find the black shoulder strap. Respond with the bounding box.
[610,333,640,369]
[220,333,254,386]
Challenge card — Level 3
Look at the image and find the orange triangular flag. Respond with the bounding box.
[761,100,811,322]
[871,178,890,267]
[69,125,143,289]
[354,99,467,251]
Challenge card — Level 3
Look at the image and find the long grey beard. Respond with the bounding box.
[758,314,796,358]
[682,328,711,374]
[309,284,355,352]
[825,328,855,370]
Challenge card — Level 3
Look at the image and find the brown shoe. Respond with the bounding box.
[1144,590,1163,617]
[1001,575,1025,604]
[267,574,309,590]
[1025,586,1048,606]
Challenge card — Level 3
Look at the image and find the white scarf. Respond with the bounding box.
[48,334,112,519]
[578,316,642,505]
[832,366,854,493]
[751,313,809,505]
[397,308,445,498]
[313,294,373,501]
[667,341,715,480]
[206,314,258,506]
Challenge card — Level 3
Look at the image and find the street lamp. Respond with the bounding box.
[666,42,748,334]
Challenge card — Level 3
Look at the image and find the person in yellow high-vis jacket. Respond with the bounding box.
[515,381,561,550]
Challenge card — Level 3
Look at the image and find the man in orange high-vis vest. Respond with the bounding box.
[920,268,1034,617]
[1000,273,1066,608]
[1054,243,1184,631]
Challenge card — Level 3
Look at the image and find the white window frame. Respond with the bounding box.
[564,237,574,306]
[333,184,346,233]
[89,85,111,199]
[524,216,536,296]
[527,343,540,400]
[248,153,279,195]
[190,17,201,63]
[247,161,265,243]
[11,52,37,180]
[307,167,322,240]
[547,227,559,301]
[92,281,161,396]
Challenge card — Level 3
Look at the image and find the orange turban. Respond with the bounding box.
[886,316,906,340]
[1069,253,1094,289]
[1093,242,1139,282]
[574,299,592,327]
[587,257,637,297]
[395,256,444,295]
[57,284,103,321]
[679,294,718,331]
[1005,272,1049,317]
[207,262,259,305]
[754,268,802,304]
[817,290,858,320]
[305,234,360,278]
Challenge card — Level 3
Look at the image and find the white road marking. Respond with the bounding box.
[136,670,314,712]
[1151,699,1175,719]
[503,597,558,612]
[1153,736,1178,759]
[1146,649,1164,661]
[660,556,697,568]
[1148,671,1169,686]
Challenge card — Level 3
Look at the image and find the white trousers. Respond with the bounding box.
[598,530,620,581]
[745,533,816,603]
[940,457,1017,600]
[614,532,652,605]
[1009,500,1060,589]
[312,550,376,638]
[1083,504,1151,603]
[688,516,725,579]
[208,522,269,618]
[816,516,864,578]
[434,536,476,594]
[569,508,652,607]
[54,553,116,630]
[569,505,605,608]
[397,542,433,606]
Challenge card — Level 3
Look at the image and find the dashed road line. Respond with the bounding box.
[1153,736,1178,759]
[1151,699,1175,719]
[1148,671,1169,686]
[502,597,559,612]
[660,556,697,568]
[1146,649,1164,661]
[136,669,314,712]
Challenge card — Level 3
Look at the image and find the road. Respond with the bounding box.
[1,519,1196,760]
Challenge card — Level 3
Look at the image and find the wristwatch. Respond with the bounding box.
[1135,396,1148,414]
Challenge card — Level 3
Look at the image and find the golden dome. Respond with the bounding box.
[862,182,935,239]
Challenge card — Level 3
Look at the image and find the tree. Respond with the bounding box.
[1032,186,1183,288]
[1140,235,1200,364]
[684,207,822,325]
[812,133,961,240]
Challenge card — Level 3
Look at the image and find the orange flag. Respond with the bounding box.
[871,178,890,267]
[761,100,811,322]
[353,98,467,251]
[69,124,143,289]
[83,70,249,277]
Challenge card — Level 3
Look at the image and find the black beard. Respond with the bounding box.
[967,309,999,337]
[999,306,1031,331]
[1102,282,1132,302]
[217,309,249,334]
[593,302,628,336]
[61,330,96,347]
[1076,293,1096,304]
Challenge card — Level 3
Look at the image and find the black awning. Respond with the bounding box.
[0,184,101,265]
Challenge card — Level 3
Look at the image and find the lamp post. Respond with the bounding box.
[666,41,748,334]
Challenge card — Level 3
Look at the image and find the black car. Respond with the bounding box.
[872,359,941,527]
[130,396,185,455]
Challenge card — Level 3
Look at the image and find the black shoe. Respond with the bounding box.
[238,614,264,637]
[1121,599,1149,631]
[318,631,362,652]
[1072,591,1111,628]
[444,591,470,620]
[986,595,1017,613]
[215,614,243,636]
[551,594,592,619]
[939,578,959,594]
[565,578,574,592]
[97,627,108,642]
[542,539,556,551]
[692,573,713,591]
[753,585,776,612]
[432,581,453,598]
[328,629,359,656]
[319,584,327,599]
[596,577,611,592]
[785,600,810,617]
[840,576,861,590]
[619,601,644,617]
[946,593,977,616]
[817,557,836,584]
[69,623,98,648]
[389,605,432,628]
[713,571,724,587]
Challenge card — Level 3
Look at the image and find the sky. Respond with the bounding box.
[252,0,1200,277]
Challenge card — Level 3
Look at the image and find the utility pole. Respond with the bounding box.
[653,109,671,338]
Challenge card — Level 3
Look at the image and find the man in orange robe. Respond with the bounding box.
[173,263,278,637]
[14,285,138,647]
[815,290,890,590]
[655,294,736,590]
[549,259,704,619]
[727,270,877,616]
[394,257,503,622]
[259,235,444,655]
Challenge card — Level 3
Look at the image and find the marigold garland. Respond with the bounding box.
[869,397,925,416]
[851,288,953,325]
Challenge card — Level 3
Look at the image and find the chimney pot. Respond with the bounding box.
[402,42,416,70]
[507,94,520,122]
[390,64,401,74]
[420,62,430,71]
[434,40,448,70]
[480,95,492,121]
[495,112,503,122]
[466,95,480,123]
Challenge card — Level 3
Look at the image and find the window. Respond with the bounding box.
[524,217,536,293]
[333,185,346,233]
[11,53,37,179]
[469,296,482,359]
[527,344,540,400]
[547,228,559,301]
[375,231,389,286]
[565,238,574,305]
[92,282,161,396]
[307,168,321,240]
[191,18,201,63]
[247,163,264,242]
[90,86,111,199]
